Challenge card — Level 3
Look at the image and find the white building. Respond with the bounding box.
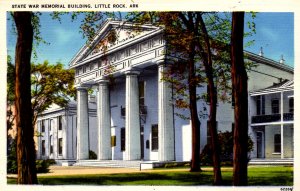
[36,19,293,164]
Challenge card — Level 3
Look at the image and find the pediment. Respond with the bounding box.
[69,20,161,68]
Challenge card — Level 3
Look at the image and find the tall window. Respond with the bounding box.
[151,124,158,151]
[58,138,63,155]
[120,128,125,151]
[289,98,294,113]
[49,119,52,131]
[41,120,45,132]
[256,95,265,115]
[58,116,62,130]
[42,140,45,155]
[271,99,279,114]
[274,134,281,153]
[50,135,53,154]
[139,81,145,106]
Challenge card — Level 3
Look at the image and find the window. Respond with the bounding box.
[50,135,53,154]
[42,140,45,156]
[289,98,294,113]
[49,119,52,131]
[58,138,63,155]
[256,95,265,115]
[274,134,281,153]
[58,116,62,130]
[139,81,145,106]
[41,120,45,132]
[271,99,279,114]
[121,128,125,151]
[151,124,158,151]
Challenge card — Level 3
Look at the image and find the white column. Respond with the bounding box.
[280,91,284,159]
[158,64,175,161]
[76,86,89,160]
[97,78,112,160]
[125,70,141,160]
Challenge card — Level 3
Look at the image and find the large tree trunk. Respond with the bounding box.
[188,44,201,172]
[198,14,222,185]
[13,12,38,184]
[231,12,248,186]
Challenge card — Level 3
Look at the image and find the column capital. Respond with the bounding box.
[94,76,110,84]
[123,67,140,75]
[75,85,89,91]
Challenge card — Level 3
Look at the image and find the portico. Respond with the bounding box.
[71,19,175,161]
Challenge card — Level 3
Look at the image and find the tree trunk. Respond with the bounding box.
[13,12,38,184]
[198,14,222,185]
[231,12,248,186]
[188,46,201,172]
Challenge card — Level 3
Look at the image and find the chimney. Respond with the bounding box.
[259,47,264,57]
[279,55,285,64]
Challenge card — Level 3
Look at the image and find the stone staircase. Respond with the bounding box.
[73,160,143,169]
[249,158,293,165]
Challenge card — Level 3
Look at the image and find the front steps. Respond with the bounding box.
[73,160,143,169]
[249,158,293,165]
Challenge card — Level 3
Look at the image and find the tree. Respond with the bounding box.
[13,11,38,184]
[126,13,233,183]
[230,12,249,186]
[31,61,75,125]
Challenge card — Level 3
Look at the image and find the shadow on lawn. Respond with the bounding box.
[37,172,215,185]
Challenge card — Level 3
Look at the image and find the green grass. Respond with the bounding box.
[7,166,293,186]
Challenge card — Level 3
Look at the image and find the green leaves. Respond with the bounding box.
[31,61,75,123]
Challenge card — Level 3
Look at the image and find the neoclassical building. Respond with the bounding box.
[36,19,294,165]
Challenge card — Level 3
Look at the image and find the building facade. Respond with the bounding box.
[36,19,294,162]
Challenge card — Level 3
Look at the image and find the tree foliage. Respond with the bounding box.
[31,61,75,124]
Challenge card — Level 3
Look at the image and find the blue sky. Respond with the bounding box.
[7,12,294,68]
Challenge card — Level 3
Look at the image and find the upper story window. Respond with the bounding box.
[256,95,265,115]
[139,81,145,106]
[271,99,279,114]
[41,120,45,132]
[289,98,294,113]
[58,116,62,130]
[49,119,52,131]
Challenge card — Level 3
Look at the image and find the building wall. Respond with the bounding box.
[248,62,293,91]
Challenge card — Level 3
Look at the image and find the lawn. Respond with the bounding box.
[7,166,293,186]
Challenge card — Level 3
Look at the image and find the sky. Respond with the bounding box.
[6,12,294,68]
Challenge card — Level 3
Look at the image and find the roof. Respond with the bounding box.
[250,80,294,96]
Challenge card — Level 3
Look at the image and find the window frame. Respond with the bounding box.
[151,124,158,151]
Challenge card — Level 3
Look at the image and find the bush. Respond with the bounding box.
[7,139,52,174]
[89,150,97,159]
[7,139,17,174]
[36,160,50,173]
[200,131,254,166]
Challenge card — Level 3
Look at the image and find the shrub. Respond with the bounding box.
[7,139,17,174]
[89,150,97,159]
[200,131,254,166]
[36,160,50,173]
[7,139,52,174]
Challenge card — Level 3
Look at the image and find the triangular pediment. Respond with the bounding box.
[69,19,160,68]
